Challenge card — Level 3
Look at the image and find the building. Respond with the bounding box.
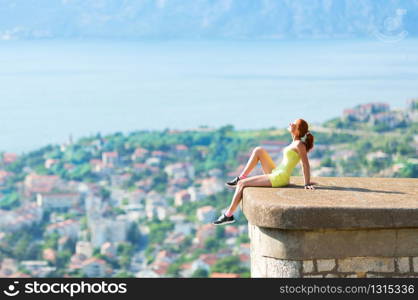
[68,253,87,272]
[44,159,59,169]
[146,157,161,166]
[199,177,224,196]
[110,173,132,187]
[0,259,18,277]
[24,173,63,197]
[102,151,119,166]
[331,150,356,161]
[366,151,389,162]
[196,224,216,246]
[135,178,153,192]
[89,216,131,247]
[132,163,150,173]
[210,273,241,278]
[196,206,216,223]
[187,186,205,202]
[369,111,405,128]
[406,98,418,111]
[0,170,13,186]
[20,261,55,277]
[90,159,105,173]
[173,144,189,157]
[75,241,93,258]
[165,231,187,245]
[0,202,43,232]
[312,167,336,177]
[224,225,240,238]
[36,192,80,211]
[2,153,18,164]
[199,253,218,268]
[343,102,390,122]
[81,258,109,277]
[164,162,195,179]
[260,140,287,160]
[174,190,191,206]
[100,242,116,258]
[43,248,57,262]
[45,219,80,239]
[146,203,172,221]
[131,147,149,161]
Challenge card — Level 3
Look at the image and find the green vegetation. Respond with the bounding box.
[0,102,416,278]
[0,191,20,210]
[211,256,249,275]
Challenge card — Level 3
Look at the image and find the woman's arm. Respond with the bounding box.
[297,142,315,189]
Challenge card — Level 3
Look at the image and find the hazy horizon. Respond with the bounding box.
[0,38,416,155]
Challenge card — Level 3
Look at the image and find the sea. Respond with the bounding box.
[0,38,417,154]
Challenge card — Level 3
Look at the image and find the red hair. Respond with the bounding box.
[294,119,314,152]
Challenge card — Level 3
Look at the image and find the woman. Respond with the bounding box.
[213,118,317,225]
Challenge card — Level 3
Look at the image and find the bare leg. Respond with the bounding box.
[225,175,272,216]
[239,147,276,178]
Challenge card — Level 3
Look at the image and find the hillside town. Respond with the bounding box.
[0,99,416,278]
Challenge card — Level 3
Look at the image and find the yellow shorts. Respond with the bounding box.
[267,171,290,188]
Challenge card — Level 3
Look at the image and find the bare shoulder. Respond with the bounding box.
[295,141,307,153]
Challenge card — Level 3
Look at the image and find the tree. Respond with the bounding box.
[320,157,335,168]
[127,222,141,245]
[117,243,134,270]
[191,268,209,278]
[0,192,20,210]
[211,256,248,274]
[114,271,135,278]
[152,171,168,193]
[56,250,72,269]
[396,163,418,178]
[99,187,111,200]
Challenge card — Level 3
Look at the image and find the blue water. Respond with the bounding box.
[0,38,417,154]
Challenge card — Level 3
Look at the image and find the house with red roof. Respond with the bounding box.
[196,224,216,246]
[2,153,18,164]
[24,173,63,197]
[131,147,149,161]
[45,219,80,239]
[0,170,13,186]
[210,273,241,278]
[80,257,110,277]
[102,151,119,166]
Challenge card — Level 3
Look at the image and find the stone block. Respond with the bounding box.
[303,260,315,273]
[396,257,410,273]
[413,257,418,272]
[338,257,394,273]
[251,254,301,278]
[317,259,335,272]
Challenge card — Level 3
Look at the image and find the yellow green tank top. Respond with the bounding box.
[272,146,301,177]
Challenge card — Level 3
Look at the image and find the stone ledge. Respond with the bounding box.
[248,224,418,260]
[241,176,418,230]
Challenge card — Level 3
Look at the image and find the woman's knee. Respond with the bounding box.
[253,146,264,155]
[237,180,246,188]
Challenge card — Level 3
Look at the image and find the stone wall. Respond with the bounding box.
[242,177,418,278]
[249,223,418,278]
[251,255,418,278]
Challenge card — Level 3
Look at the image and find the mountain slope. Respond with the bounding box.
[1,0,418,40]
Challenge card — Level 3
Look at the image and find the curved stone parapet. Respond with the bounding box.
[241,176,418,278]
